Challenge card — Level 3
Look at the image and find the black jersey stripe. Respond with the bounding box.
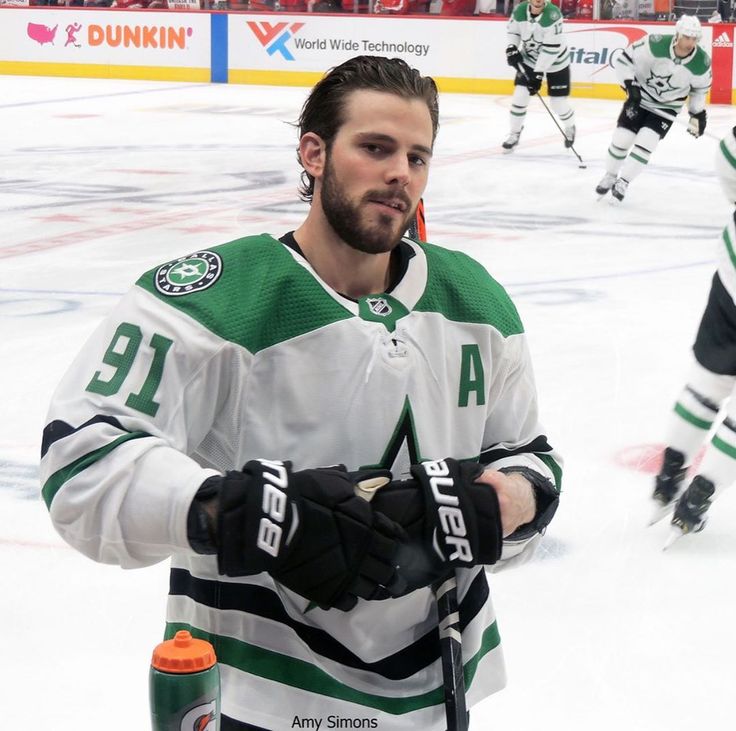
[168,568,489,681]
[41,415,129,458]
[479,434,553,464]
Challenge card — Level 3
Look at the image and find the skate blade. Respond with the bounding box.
[662,527,686,551]
[648,501,674,526]
[502,147,516,155]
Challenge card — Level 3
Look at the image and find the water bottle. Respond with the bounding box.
[149,630,221,731]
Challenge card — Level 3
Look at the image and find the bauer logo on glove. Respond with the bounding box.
[422,459,474,563]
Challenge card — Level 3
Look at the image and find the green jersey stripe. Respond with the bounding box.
[720,139,736,172]
[712,434,736,460]
[674,402,713,431]
[164,620,500,714]
[42,431,150,508]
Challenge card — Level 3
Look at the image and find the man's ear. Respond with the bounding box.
[299,132,326,180]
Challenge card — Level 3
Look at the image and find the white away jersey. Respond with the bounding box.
[714,131,736,303]
[40,235,562,730]
[615,33,711,121]
[507,1,570,74]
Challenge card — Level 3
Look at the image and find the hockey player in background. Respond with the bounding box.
[502,0,576,152]
[39,56,561,730]
[596,15,711,202]
[652,128,736,547]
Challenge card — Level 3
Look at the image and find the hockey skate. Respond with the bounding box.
[649,447,687,525]
[611,178,629,202]
[595,172,616,196]
[502,131,521,153]
[663,475,715,550]
[564,125,576,148]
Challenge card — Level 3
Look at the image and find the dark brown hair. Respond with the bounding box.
[296,55,440,202]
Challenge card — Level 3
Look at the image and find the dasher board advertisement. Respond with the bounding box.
[0,9,211,80]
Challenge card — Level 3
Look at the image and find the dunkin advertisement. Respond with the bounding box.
[0,8,732,101]
[0,9,211,78]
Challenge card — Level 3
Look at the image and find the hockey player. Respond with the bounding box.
[39,56,562,730]
[503,0,576,152]
[652,128,736,547]
[596,15,711,202]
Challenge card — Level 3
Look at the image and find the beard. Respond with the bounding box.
[320,155,415,255]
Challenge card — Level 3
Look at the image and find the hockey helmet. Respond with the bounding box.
[675,14,702,40]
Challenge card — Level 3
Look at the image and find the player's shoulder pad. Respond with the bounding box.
[416,243,524,337]
[135,235,351,353]
[647,33,671,56]
[686,46,711,74]
[137,235,279,300]
[511,2,527,21]
[540,2,562,24]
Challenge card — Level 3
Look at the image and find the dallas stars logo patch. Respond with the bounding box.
[155,251,223,296]
[645,70,676,95]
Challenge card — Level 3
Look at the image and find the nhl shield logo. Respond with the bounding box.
[366,297,392,317]
[155,251,223,296]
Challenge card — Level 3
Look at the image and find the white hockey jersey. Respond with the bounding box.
[615,33,711,121]
[714,131,736,303]
[40,234,562,730]
[507,1,570,74]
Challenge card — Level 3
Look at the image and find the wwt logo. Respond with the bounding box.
[247,20,304,61]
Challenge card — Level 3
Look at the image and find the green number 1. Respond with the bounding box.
[86,322,173,417]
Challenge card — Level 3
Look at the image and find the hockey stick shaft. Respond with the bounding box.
[356,474,469,731]
[358,201,469,730]
[516,64,586,166]
[434,575,469,731]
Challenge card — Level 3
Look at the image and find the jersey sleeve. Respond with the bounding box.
[39,286,237,568]
[614,38,645,87]
[716,128,736,204]
[478,327,563,564]
[506,11,522,48]
[687,51,712,114]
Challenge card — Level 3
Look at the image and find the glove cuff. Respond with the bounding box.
[187,477,220,555]
[498,466,559,540]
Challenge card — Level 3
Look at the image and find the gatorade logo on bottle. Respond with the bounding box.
[181,701,217,730]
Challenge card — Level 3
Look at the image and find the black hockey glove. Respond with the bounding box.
[506,44,523,68]
[187,460,407,611]
[623,79,641,117]
[687,109,707,138]
[370,459,503,595]
[526,71,544,95]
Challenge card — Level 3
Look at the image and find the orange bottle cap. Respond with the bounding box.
[151,630,217,673]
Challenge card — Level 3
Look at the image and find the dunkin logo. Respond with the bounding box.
[88,24,193,48]
[26,21,194,49]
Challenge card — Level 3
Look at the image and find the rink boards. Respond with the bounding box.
[0,7,733,102]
